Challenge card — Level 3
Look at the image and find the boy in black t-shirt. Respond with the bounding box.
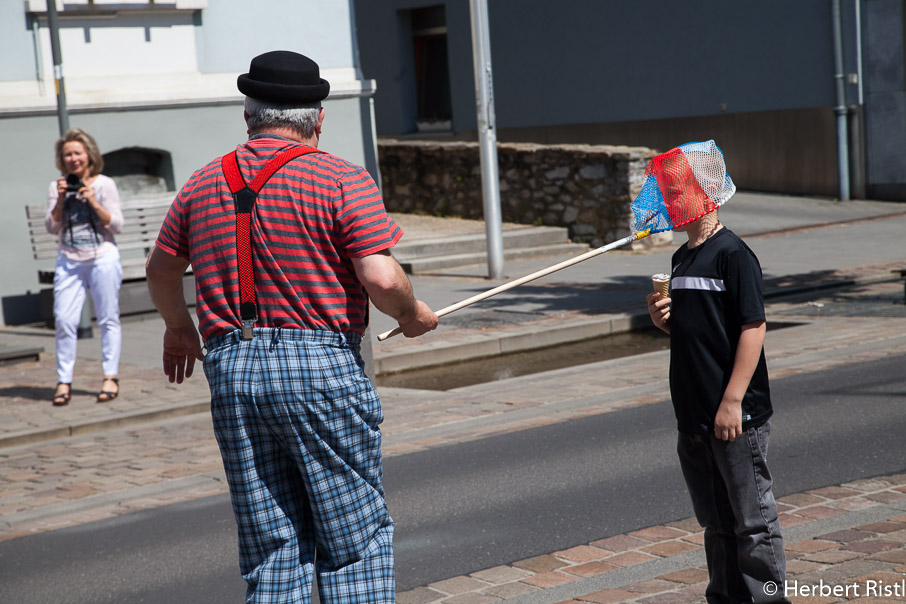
[645,143,788,603]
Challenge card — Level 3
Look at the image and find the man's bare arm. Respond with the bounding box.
[351,250,438,337]
[145,245,203,383]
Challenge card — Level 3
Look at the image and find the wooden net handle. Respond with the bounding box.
[376,231,648,341]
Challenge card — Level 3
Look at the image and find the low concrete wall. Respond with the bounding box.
[378,140,658,246]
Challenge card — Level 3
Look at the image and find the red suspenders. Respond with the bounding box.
[220,145,318,339]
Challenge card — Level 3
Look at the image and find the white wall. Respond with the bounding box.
[0,0,378,325]
[196,0,359,74]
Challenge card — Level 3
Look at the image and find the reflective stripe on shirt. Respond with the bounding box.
[671,276,726,292]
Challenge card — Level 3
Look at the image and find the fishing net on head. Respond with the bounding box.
[631,140,736,235]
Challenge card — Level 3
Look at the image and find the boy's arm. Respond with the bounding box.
[714,320,766,441]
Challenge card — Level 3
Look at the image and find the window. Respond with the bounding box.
[411,5,452,131]
[104,147,175,196]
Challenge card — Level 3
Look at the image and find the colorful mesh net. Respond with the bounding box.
[630,140,736,234]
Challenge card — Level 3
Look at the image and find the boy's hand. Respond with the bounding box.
[714,399,742,442]
[646,291,671,334]
[715,321,765,442]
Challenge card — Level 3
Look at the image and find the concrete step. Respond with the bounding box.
[0,344,43,365]
[399,242,591,274]
[393,226,573,260]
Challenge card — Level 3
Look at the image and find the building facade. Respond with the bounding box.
[354,0,906,202]
[1,0,378,325]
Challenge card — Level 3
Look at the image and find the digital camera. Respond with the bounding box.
[65,173,84,193]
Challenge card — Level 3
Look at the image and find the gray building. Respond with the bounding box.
[354,0,906,201]
[1,0,378,325]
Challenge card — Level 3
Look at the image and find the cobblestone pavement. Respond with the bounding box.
[399,474,906,604]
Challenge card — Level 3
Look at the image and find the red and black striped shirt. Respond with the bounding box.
[156,135,402,341]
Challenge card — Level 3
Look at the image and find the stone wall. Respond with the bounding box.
[377,140,659,247]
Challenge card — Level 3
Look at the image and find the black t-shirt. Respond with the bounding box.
[668,227,772,434]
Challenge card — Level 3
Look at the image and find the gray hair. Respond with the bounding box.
[244,97,321,139]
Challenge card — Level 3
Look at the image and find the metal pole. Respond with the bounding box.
[48,1,93,337]
[831,0,850,201]
[469,0,504,279]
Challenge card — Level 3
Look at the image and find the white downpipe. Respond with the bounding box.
[855,0,864,106]
[832,0,851,201]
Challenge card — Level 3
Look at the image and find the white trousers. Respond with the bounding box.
[53,248,122,383]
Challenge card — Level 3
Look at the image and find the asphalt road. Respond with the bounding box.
[0,497,243,604]
[1,354,904,602]
[387,352,906,589]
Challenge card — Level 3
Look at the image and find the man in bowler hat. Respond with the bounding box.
[146,50,437,603]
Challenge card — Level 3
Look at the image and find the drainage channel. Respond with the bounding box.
[376,322,803,392]
[375,328,669,392]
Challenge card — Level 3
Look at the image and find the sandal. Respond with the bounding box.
[53,382,71,406]
[97,377,119,403]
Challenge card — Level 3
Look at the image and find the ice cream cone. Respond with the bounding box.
[652,273,670,299]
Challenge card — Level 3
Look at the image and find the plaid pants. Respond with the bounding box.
[203,328,394,603]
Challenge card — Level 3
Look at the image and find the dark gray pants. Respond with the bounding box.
[677,421,789,604]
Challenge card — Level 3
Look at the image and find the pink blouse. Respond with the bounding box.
[45,174,124,261]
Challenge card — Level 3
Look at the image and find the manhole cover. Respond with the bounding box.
[774,292,906,318]
[443,310,547,329]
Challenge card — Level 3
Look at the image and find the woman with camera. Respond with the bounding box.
[45,128,124,405]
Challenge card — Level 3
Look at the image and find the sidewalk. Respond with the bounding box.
[0,191,905,602]
[402,474,906,604]
[372,192,906,374]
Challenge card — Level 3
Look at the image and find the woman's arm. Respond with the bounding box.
[45,179,67,234]
[86,175,124,233]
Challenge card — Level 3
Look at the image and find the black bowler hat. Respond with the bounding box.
[237,50,330,104]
